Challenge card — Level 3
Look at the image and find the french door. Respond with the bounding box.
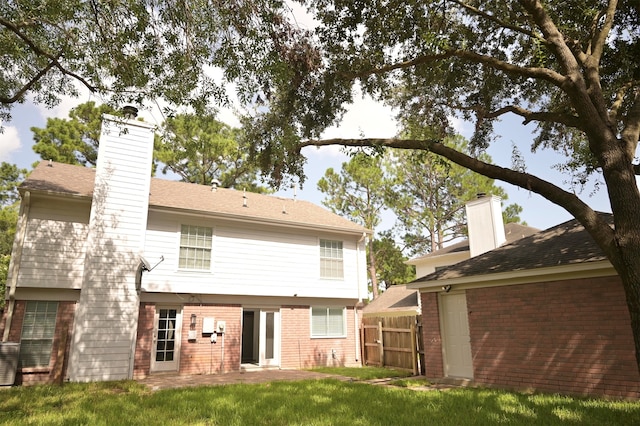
[151,306,182,372]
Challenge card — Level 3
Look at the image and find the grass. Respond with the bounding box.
[1,369,639,425]
[309,366,413,380]
[387,377,433,388]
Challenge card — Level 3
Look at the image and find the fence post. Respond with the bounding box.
[378,320,384,367]
[359,322,365,365]
[410,321,417,375]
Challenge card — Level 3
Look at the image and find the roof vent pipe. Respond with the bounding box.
[243,189,247,208]
[211,179,221,191]
[122,105,138,119]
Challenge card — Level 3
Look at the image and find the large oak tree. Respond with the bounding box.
[242,1,640,371]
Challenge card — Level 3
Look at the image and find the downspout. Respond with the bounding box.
[354,232,367,362]
[129,261,146,379]
[2,191,31,342]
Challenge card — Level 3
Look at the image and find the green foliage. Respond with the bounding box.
[156,113,269,193]
[31,101,119,166]
[372,231,415,287]
[503,203,525,225]
[0,0,307,123]
[0,162,27,206]
[0,162,25,309]
[317,152,389,229]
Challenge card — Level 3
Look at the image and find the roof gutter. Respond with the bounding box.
[407,260,616,293]
[148,205,373,237]
[3,191,31,342]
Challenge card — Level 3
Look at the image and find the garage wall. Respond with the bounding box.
[466,276,640,399]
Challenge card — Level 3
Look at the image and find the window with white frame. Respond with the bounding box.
[311,306,346,338]
[179,225,213,270]
[19,301,58,368]
[320,239,343,279]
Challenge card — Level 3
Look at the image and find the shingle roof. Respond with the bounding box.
[21,161,370,234]
[412,214,611,283]
[408,222,540,262]
[362,285,420,315]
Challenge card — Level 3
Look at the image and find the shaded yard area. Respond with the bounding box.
[1,370,639,425]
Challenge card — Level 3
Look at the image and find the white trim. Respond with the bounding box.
[177,224,214,272]
[409,260,616,293]
[310,306,347,339]
[319,238,345,280]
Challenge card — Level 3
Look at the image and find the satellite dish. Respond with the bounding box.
[140,256,152,271]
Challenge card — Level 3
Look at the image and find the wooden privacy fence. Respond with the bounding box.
[360,315,424,375]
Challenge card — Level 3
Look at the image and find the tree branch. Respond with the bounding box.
[610,80,639,123]
[621,89,640,158]
[452,0,547,44]
[0,59,56,104]
[591,0,618,63]
[454,103,583,128]
[346,49,566,87]
[0,16,98,100]
[518,0,581,76]
[301,137,618,257]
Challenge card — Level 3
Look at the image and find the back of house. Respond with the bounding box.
[0,114,370,385]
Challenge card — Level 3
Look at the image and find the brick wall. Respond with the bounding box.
[133,303,154,378]
[179,304,242,375]
[420,292,444,378]
[280,305,361,369]
[133,303,243,377]
[7,300,76,386]
[134,303,363,378]
[422,276,640,399]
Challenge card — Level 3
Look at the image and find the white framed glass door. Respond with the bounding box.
[151,306,182,372]
[259,309,280,367]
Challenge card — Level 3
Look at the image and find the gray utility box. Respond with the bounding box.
[0,342,21,386]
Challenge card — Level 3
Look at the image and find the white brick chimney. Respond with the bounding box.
[465,194,506,258]
[68,112,154,382]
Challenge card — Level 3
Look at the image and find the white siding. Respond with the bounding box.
[68,117,154,382]
[17,198,90,288]
[141,211,366,300]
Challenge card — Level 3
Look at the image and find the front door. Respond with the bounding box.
[440,293,474,379]
[259,309,280,367]
[151,306,182,372]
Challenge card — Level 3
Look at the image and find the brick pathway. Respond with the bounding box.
[137,369,349,391]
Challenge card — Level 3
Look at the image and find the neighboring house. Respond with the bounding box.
[410,210,640,399]
[406,195,539,278]
[0,114,370,385]
[362,285,421,318]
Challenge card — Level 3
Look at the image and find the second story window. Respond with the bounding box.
[179,225,212,270]
[320,239,343,279]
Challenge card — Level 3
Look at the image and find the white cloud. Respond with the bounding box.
[322,92,397,140]
[306,88,397,161]
[449,115,472,137]
[0,126,22,162]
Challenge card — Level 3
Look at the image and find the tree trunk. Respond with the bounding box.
[615,250,640,371]
[367,238,379,299]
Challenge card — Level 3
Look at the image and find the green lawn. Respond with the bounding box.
[1,369,638,425]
